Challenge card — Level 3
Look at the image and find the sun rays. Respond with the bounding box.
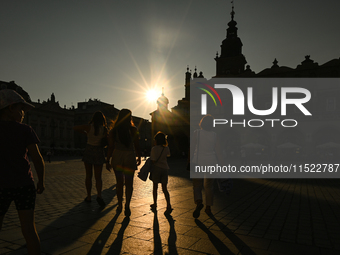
[145,89,159,102]
[103,6,193,120]
[106,48,183,119]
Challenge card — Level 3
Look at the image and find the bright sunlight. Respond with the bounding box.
[145,89,159,102]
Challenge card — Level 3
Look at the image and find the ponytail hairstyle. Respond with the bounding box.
[89,111,107,136]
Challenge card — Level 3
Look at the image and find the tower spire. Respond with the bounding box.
[227,0,237,38]
[231,1,235,20]
[214,0,247,76]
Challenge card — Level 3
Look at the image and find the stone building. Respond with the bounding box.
[190,5,340,161]
[29,93,75,153]
[0,82,75,155]
[0,81,151,155]
[151,4,340,160]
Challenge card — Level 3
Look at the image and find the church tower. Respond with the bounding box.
[184,66,191,100]
[156,87,169,111]
[214,2,247,76]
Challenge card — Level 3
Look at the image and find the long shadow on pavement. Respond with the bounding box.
[86,209,122,254]
[164,213,178,255]
[36,185,117,254]
[208,215,257,255]
[106,216,130,254]
[153,211,163,255]
[195,219,236,255]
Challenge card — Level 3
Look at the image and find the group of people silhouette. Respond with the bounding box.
[0,89,218,255]
[73,109,173,217]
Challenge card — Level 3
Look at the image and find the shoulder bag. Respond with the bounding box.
[138,147,165,181]
[149,147,165,181]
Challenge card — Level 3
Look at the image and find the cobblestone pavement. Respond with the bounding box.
[1,157,340,254]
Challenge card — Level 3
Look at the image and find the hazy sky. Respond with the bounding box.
[1,0,339,120]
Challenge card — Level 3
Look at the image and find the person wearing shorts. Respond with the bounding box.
[149,132,172,214]
[73,111,108,207]
[106,109,141,217]
[0,89,45,255]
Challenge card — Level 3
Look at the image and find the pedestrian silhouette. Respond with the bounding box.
[0,89,45,255]
[190,114,223,217]
[106,109,141,216]
[149,131,172,214]
[73,111,108,207]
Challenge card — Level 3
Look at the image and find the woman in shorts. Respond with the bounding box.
[149,131,172,214]
[74,111,108,207]
[106,109,141,216]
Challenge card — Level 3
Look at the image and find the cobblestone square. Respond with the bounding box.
[1,157,340,254]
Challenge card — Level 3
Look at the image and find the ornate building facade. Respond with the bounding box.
[0,81,151,156]
[151,4,340,160]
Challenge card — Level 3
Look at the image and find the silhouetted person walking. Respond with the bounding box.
[191,115,223,217]
[106,109,141,216]
[0,89,45,255]
[150,131,172,214]
[74,111,108,207]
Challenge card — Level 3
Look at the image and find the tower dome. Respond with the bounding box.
[157,87,169,111]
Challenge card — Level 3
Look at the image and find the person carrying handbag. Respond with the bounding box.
[150,132,172,214]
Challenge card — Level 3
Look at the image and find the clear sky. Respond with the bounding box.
[1,0,339,120]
